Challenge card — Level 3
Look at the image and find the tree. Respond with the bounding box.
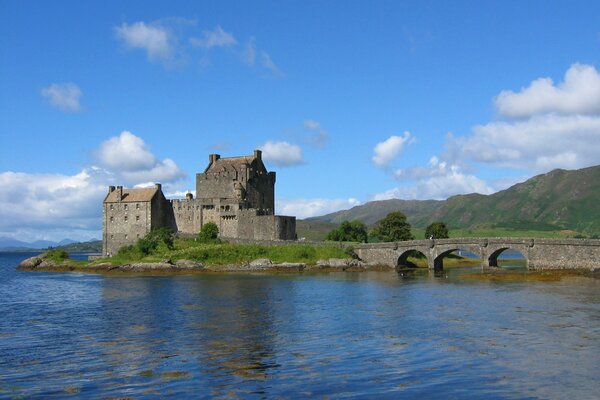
[198,222,219,242]
[425,222,449,239]
[370,211,413,242]
[326,220,368,243]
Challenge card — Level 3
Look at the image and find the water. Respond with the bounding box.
[1,252,599,399]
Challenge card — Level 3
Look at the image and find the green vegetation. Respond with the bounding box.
[370,211,414,242]
[97,236,349,266]
[325,220,368,242]
[45,248,69,261]
[198,222,219,243]
[425,222,449,239]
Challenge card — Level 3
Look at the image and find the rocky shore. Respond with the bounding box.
[17,254,383,273]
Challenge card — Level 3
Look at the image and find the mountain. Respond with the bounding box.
[304,165,600,237]
[0,237,101,252]
[305,199,443,226]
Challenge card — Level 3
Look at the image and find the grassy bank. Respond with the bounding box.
[91,237,350,267]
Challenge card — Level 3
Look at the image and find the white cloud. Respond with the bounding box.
[495,63,600,118]
[260,141,303,167]
[277,198,361,219]
[41,83,82,112]
[242,37,257,66]
[260,51,284,78]
[114,21,173,62]
[304,119,320,130]
[382,157,493,200]
[190,25,236,49]
[453,114,600,171]
[372,131,412,167]
[0,169,108,241]
[0,132,186,242]
[96,131,185,184]
[304,119,328,147]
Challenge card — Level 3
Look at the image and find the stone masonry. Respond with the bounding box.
[103,150,296,256]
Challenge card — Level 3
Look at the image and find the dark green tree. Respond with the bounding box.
[326,220,368,243]
[370,211,413,242]
[425,222,449,239]
[198,222,219,242]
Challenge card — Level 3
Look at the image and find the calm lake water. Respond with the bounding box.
[1,252,600,399]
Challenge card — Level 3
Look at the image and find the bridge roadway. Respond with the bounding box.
[354,237,600,271]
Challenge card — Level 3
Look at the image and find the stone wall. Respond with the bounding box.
[103,201,152,256]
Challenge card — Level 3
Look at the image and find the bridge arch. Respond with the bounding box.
[487,247,528,268]
[396,249,428,269]
[433,245,483,271]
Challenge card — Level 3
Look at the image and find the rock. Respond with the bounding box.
[249,258,272,267]
[271,262,305,272]
[174,259,204,270]
[124,262,175,271]
[17,255,44,269]
[328,258,349,268]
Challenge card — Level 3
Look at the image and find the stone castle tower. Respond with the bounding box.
[102,150,296,256]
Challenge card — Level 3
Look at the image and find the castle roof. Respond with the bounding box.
[204,150,267,174]
[104,187,158,203]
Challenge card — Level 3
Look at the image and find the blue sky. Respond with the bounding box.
[2,1,600,242]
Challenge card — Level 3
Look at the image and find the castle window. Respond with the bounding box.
[110,234,114,239]
[124,204,128,211]
[124,216,128,222]
[136,203,140,209]
[136,216,140,221]
[125,234,128,239]
[110,216,114,222]
[136,234,140,238]
[110,204,114,210]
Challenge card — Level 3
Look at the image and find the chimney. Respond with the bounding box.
[116,186,123,201]
[254,149,262,160]
[155,183,162,192]
[209,154,220,164]
[108,186,115,193]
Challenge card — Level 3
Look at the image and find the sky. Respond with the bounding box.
[2,0,600,242]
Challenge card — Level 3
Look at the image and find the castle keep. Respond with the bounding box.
[102,150,296,256]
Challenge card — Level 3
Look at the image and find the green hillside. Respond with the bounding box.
[303,165,600,239]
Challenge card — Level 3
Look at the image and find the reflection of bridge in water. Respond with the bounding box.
[355,238,600,271]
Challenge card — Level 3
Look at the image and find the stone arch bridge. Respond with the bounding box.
[354,238,600,271]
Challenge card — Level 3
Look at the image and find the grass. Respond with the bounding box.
[89,237,349,267]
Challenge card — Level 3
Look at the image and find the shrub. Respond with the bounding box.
[198,222,219,243]
[46,248,69,261]
[135,228,175,256]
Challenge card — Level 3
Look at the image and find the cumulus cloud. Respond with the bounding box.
[114,21,174,62]
[452,114,600,171]
[190,25,236,49]
[41,83,82,112]
[95,131,185,184]
[381,157,493,200]
[495,63,600,118]
[0,131,186,242]
[260,141,303,167]
[277,198,361,219]
[0,169,108,241]
[372,132,412,167]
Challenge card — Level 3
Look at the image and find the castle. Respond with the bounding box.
[102,150,296,256]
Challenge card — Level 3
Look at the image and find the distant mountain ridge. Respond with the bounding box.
[306,165,600,235]
[0,237,99,252]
